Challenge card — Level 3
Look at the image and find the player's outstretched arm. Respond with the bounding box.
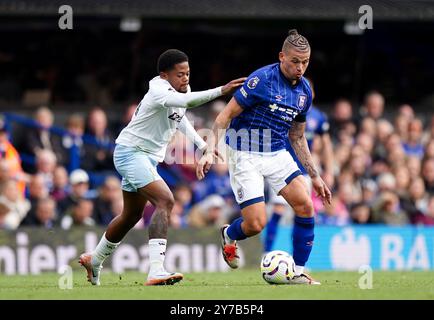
[196,97,244,180]
[165,77,246,109]
[288,121,332,204]
[177,116,224,160]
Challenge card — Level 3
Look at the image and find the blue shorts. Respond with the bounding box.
[113,144,162,192]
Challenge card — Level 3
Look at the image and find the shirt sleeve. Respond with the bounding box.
[177,115,207,151]
[150,80,222,109]
[233,71,266,109]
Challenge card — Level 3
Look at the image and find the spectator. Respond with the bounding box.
[401,178,430,222]
[50,165,69,202]
[407,156,422,178]
[394,114,410,142]
[192,162,233,203]
[20,174,49,225]
[0,123,27,196]
[359,117,377,139]
[61,113,85,170]
[329,98,356,143]
[371,191,409,225]
[187,194,227,228]
[34,149,57,191]
[422,158,434,195]
[361,91,385,121]
[61,198,95,229]
[93,175,122,225]
[398,104,415,119]
[170,184,195,229]
[377,173,396,193]
[21,197,57,228]
[314,195,350,226]
[374,119,394,160]
[421,115,434,144]
[19,106,64,167]
[361,179,378,205]
[350,202,371,224]
[58,169,93,216]
[0,179,31,229]
[0,203,10,229]
[424,139,434,160]
[412,195,434,226]
[403,118,424,159]
[81,107,114,172]
[394,166,411,198]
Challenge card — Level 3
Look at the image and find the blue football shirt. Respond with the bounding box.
[225,63,313,153]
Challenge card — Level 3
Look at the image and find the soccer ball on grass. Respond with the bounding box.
[260,250,295,284]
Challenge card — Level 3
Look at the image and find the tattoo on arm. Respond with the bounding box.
[149,209,169,239]
[288,121,319,178]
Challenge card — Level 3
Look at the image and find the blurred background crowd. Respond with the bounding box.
[0,1,433,230]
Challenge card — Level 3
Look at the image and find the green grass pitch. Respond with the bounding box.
[1,270,434,300]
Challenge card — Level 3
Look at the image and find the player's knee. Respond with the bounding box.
[244,218,266,235]
[293,199,314,217]
[155,194,175,212]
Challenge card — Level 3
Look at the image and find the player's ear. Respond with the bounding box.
[278,51,285,63]
[160,72,168,80]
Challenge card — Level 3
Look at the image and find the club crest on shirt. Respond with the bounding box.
[247,76,260,89]
[237,187,244,201]
[298,94,307,108]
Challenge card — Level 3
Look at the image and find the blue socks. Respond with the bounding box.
[264,212,282,252]
[292,216,315,266]
[226,217,247,241]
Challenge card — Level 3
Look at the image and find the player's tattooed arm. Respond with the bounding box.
[288,121,319,178]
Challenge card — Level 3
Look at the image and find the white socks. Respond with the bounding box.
[92,233,120,266]
[294,265,304,276]
[148,238,167,275]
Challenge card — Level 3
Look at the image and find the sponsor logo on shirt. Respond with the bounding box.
[168,112,183,123]
[240,87,248,98]
[268,103,299,119]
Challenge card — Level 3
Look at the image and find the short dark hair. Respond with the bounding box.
[157,49,189,73]
[282,29,310,53]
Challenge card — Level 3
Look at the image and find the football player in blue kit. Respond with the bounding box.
[197,29,332,284]
[264,79,335,254]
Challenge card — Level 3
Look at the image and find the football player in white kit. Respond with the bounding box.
[79,49,245,286]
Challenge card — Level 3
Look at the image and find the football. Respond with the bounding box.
[261,250,296,284]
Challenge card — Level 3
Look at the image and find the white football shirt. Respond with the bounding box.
[116,76,221,162]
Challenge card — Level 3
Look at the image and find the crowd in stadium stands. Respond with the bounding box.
[0,91,433,230]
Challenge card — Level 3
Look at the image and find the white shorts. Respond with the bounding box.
[269,174,312,206]
[227,147,302,209]
[113,144,162,192]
